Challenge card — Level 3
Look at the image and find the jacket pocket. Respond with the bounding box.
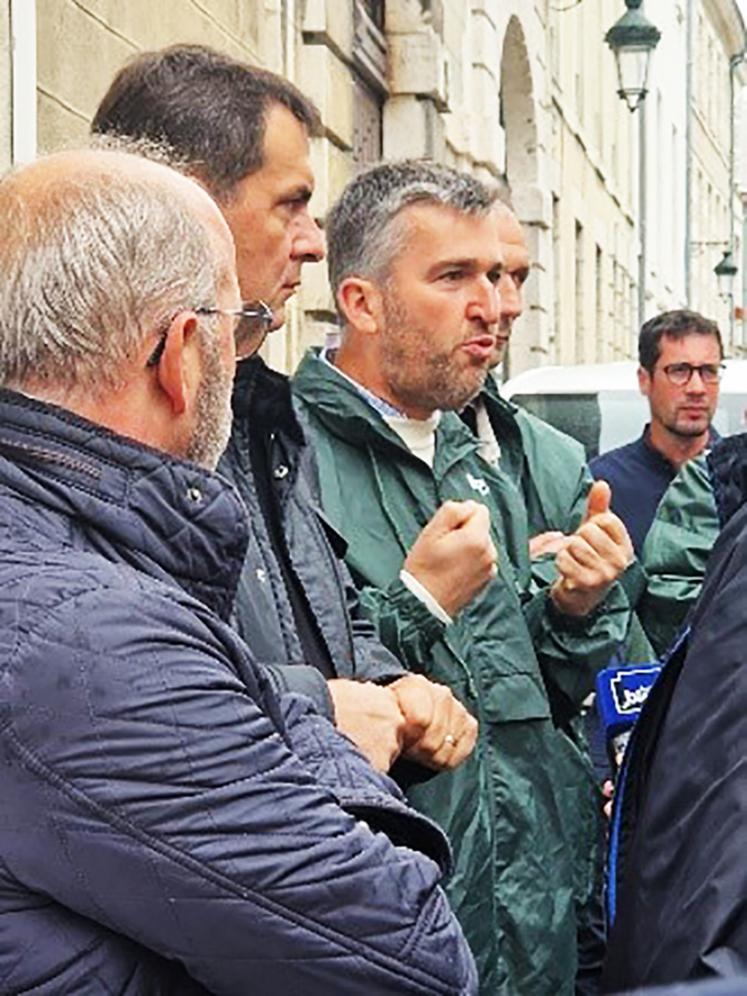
[445,626,552,723]
[480,670,552,724]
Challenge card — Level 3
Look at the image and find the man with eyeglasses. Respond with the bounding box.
[590,309,723,557]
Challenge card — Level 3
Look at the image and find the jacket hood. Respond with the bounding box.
[707,431,747,529]
[480,372,519,414]
[0,389,248,619]
[293,350,409,455]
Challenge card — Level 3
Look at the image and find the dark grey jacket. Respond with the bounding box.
[603,433,747,990]
[219,358,405,717]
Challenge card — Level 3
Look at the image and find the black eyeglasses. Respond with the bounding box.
[659,362,725,386]
[146,300,273,368]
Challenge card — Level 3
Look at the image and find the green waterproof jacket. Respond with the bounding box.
[478,379,651,949]
[639,453,718,656]
[293,351,634,995]
[480,376,589,539]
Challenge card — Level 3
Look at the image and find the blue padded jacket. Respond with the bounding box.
[0,389,476,996]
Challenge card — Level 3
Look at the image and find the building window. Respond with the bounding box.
[352,0,388,169]
[575,220,585,364]
[361,0,384,26]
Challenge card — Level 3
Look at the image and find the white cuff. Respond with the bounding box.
[399,569,453,626]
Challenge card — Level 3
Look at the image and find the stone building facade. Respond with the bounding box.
[688,0,747,348]
[1,0,745,373]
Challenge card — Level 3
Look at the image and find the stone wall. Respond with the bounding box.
[3,0,745,372]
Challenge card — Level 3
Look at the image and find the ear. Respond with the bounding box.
[637,365,652,399]
[336,277,383,335]
[155,312,202,416]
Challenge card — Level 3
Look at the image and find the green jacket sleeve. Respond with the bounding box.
[357,576,446,672]
[522,581,633,714]
[639,455,719,656]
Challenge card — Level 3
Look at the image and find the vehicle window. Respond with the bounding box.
[513,391,647,459]
[714,394,747,437]
[513,393,600,459]
[596,391,649,457]
[513,388,747,459]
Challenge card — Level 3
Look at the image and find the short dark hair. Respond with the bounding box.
[638,309,723,372]
[91,44,320,201]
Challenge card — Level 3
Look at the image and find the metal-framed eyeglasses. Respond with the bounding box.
[195,300,273,335]
[659,362,725,387]
[146,301,273,368]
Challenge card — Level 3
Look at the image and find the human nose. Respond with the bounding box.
[686,367,708,391]
[499,273,522,321]
[467,274,500,325]
[292,210,326,262]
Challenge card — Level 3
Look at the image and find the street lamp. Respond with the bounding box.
[605,0,661,112]
[714,249,738,300]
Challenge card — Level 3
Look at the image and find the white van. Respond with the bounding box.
[501,359,747,460]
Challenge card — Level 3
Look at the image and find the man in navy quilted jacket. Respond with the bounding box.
[0,147,476,994]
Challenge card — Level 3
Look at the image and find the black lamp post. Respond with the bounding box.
[714,249,738,300]
[605,0,661,112]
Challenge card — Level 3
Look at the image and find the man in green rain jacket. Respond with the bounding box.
[293,161,635,995]
[464,201,651,631]
[459,202,652,991]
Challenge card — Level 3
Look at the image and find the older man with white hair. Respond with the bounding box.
[0,148,476,995]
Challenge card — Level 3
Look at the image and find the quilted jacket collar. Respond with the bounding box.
[0,389,248,619]
[708,430,747,529]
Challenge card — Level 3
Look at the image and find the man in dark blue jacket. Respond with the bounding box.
[92,44,480,777]
[602,429,747,990]
[0,146,476,994]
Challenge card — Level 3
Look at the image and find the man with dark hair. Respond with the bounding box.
[93,45,478,776]
[293,159,635,995]
[93,44,324,346]
[0,146,475,994]
[591,308,723,555]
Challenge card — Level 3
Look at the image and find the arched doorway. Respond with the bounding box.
[499,14,550,376]
[500,15,537,187]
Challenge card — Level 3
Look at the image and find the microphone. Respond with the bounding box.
[595,662,662,769]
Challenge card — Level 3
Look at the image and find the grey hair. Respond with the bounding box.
[327,159,500,297]
[0,160,220,396]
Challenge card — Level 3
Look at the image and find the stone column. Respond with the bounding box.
[384,0,448,160]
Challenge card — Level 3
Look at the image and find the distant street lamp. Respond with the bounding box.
[605,2,662,329]
[605,0,661,112]
[714,249,738,300]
